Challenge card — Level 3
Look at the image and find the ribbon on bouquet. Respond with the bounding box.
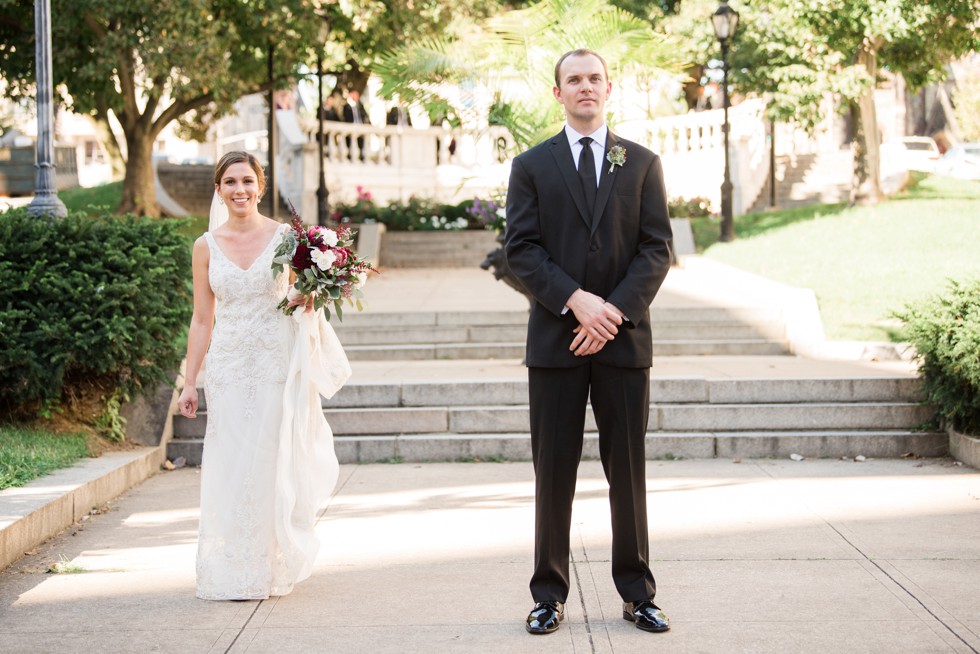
[272,309,352,591]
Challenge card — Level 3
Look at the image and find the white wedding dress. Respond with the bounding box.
[197,224,351,600]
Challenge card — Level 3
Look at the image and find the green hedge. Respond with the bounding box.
[896,278,980,434]
[331,192,478,232]
[330,189,713,232]
[0,209,192,415]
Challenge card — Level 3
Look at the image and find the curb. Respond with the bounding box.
[0,386,176,572]
[0,445,168,571]
[949,427,980,470]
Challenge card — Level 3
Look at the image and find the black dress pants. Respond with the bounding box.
[528,361,657,604]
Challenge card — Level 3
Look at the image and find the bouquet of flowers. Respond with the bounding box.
[271,202,376,320]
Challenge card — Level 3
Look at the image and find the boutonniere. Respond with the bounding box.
[606,145,626,173]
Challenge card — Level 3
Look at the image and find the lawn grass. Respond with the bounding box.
[0,426,91,491]
[57,182,207,237]
[698,173,980,341]
[59,181,122,214]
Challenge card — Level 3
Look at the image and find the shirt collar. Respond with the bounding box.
[565,123,607,149]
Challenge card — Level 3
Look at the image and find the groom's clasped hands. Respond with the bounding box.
[567,288,624,356]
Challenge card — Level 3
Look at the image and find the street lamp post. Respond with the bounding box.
[28,0,67,219]
[712,0,739,242]
[316,19,330,226]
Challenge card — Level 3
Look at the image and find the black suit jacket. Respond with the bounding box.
[342,100,367,124]
[504,129,673,368]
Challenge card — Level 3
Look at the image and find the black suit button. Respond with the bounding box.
[590,243,599,252]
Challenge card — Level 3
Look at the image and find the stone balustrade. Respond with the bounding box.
[219,99,843,224]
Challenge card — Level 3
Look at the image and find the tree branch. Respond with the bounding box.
[151,92,215,140]
[83,12,139,131]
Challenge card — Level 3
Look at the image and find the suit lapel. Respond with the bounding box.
[591,131,620,234]
[548,133,593,228]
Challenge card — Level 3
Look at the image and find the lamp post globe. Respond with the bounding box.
[712,0,739,242]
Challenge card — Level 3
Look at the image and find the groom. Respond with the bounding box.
[504,49,673,635]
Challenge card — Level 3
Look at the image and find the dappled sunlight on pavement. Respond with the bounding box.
[1,459,978,653]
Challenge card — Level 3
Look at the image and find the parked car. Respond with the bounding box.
[883,136,941,173]
[934,143,980,181]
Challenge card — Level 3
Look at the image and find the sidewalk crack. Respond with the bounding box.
[570,548,596,653]
[224,600,262,653]
[827,523,979,654]
[751,461,979,654]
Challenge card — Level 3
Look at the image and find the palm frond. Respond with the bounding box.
[373,0,684,149]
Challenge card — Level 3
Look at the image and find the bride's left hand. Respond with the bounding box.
[286,291,316,313]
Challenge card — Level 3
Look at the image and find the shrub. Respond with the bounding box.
[895,278,980,434]
[0,209,192,416]
[668,196,713,219]
[330,188,479,232]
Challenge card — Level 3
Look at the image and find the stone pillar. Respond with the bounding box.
[28,0,67,219]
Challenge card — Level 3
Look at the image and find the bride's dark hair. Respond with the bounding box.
[213,151,266,198]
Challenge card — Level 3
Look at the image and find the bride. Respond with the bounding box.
[177,151,350,600]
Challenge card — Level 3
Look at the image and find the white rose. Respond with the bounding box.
[355,271,368,287]
[321,229,339,247]
[311,248,337,271]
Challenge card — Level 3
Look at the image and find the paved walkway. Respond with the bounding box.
[1,458,978,653]
[2,260,974,652]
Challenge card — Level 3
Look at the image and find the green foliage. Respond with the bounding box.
[668,196,713,219]
[663,0,980,127]
[331,192,477,232]
[373,0,682,150]
[0,1,323,214]
[662,0,978,201]
[0,426,90,491]
[895,278,980,434]
[0,209,192,415]
[58,182,123,215]
[94,389,128,443]
[320,0,510,90]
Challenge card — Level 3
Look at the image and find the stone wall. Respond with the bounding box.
[379,230,499,268]
[157,163,213,215]
[156,163,289,216]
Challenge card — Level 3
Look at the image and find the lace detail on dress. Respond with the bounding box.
[197,223,295,601]
[204,226,290,421]
[196,222,348,601]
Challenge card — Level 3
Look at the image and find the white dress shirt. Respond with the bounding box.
[564,123,607,184]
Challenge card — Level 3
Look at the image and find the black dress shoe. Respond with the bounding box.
[526,601,564,634]
[623,600,669,632]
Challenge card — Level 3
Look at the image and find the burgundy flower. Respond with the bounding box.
[292,243,312,270]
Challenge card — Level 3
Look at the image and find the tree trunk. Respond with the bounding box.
[850,41,883,205]
[118,131,159,216]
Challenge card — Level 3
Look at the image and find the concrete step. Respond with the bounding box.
[343,339,790,360]
[338,307,786,328]
[174,400,931,439]
[172,358,932,465]
[333,321,788,346]
[188,375,925,411]
[330,430,947,463]
[167,429,947,467]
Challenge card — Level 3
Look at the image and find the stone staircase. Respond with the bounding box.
[169,359,944,465]
[330,306,791,361]
[168,264,945,466]
[750,150,853,213]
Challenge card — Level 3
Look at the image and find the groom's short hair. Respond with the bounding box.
[554,49,609,88]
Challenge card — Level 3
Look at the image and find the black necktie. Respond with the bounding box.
[578,136,597,213]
